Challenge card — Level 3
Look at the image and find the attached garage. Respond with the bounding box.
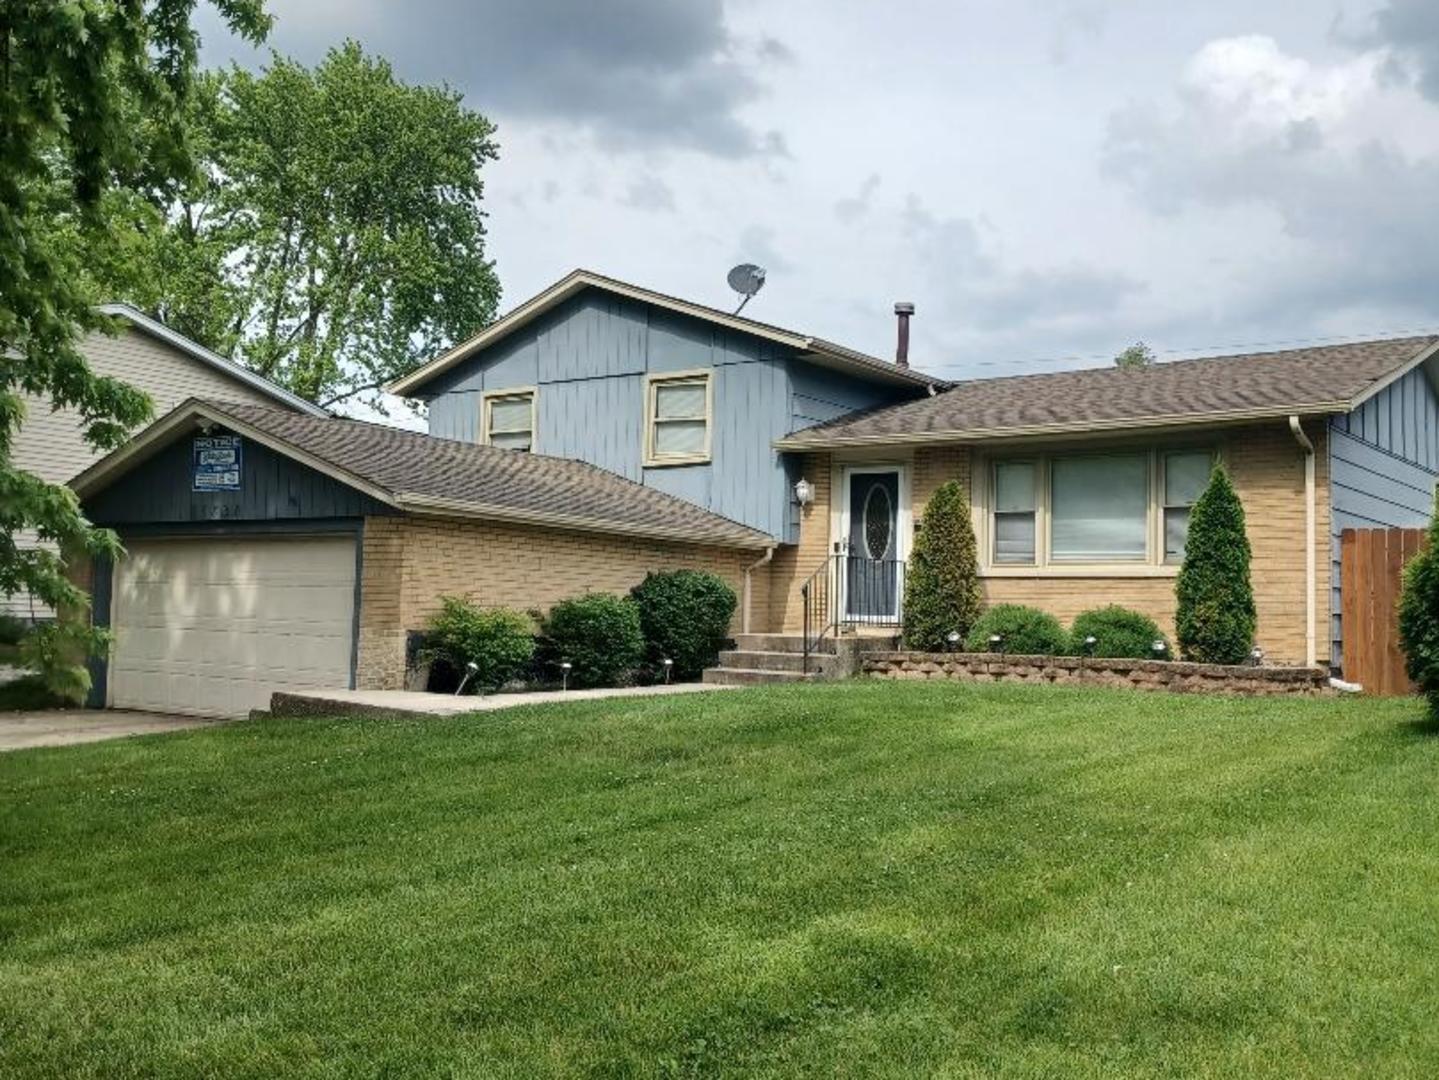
[69,398,771,715]
[109,536,357,717]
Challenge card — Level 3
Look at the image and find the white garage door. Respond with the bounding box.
[110,536,356,718]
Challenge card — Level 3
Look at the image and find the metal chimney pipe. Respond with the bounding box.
[894,301,914,368]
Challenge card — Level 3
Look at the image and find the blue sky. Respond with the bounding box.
[198,0,1439,388]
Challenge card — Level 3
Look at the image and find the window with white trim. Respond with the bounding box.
[483,390,536,452]
[645,372,710,465]
[987,448,1214,568]
[1162,450,1213,562]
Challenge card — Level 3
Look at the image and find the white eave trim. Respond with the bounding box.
[96,303,329,417]
[773,402,1352,450]
[1344,338,1439,411]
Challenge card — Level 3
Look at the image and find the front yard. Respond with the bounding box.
[2,683,1437,1077]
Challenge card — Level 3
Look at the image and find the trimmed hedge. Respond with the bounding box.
[631,570,736,680]
[1175,466,1256,664]
[422,597,535,693]
[902,480,982,651]
[965,604,1069,656]
[1070,606,1169,660]
[543,593,645,689]
[1399,492,1439,716]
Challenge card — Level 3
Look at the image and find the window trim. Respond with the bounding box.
[480,386,538,452]
[643,369,713,467]
[976,444,1217,577]
[1160,448,1216,565]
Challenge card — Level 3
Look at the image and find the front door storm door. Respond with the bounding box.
[845,469,900,621]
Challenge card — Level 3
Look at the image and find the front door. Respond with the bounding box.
[844,468,901,621]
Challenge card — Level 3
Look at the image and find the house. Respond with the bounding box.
[5,304,325,620]
[66,270,1439,714]
[69,399,771,716]
[769,334,1439,672]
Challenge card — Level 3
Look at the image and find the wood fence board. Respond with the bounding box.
[1340,526,1427,695]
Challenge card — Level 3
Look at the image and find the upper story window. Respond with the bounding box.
[985,448,1214,569]
[645,371,711,466]
[482,389,536,452]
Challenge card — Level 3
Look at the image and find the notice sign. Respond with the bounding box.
[193,435,242,491]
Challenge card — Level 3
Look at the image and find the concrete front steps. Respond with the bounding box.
[702,633,835,686]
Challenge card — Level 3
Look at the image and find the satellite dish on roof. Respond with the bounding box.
[727,263,766,314]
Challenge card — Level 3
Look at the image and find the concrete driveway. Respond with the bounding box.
[0,710,227,752]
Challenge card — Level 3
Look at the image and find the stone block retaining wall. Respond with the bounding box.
[862,652,1332,696]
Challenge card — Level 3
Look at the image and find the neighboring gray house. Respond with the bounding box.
[6,304,324,620]
[388,269,940,543]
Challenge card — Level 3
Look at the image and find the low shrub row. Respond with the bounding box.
[421,570,737,694]
[953,603,1171,660]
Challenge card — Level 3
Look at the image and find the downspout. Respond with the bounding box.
[742,545,776,634]
[1288,416,1317,668]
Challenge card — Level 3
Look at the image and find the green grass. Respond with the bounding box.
[2,682,1438,1078]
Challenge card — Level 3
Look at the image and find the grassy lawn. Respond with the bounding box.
[3,682,1438,1078]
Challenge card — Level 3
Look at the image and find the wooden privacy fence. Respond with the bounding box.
[1340,527,1428,696]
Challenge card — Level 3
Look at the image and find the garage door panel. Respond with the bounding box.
[110,536,356,718]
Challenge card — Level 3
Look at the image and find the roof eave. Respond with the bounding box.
[773,401,1352,451]
[395,492,772,549]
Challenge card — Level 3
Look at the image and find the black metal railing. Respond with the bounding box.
[801,551,906,674]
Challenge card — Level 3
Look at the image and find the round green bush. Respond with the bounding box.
[422,597,535,693]
[630,570,737,680]
[543,593,645,688]
[965,604,1069,656]
[1399,493,1439,717]
[1069,605,1169,659]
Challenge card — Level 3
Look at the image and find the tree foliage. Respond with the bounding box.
[1,0,269,697]
[88,41,502,409]
[1174,465,1257,664]
[1114,342,1156,370]
[1398,491,1439,716]
[902,480,982,650]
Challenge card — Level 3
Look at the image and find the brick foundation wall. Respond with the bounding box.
[774,423,1331,664]
[355,515,766,690]
[863,651,1331,696]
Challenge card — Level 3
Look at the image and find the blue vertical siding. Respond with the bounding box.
[1329,365,1439,669]
[421,287,916,540]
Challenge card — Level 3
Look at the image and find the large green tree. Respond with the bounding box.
[103,42,502,409]
[902,480,982,650]
[1174,465,1257,665]
[2,0,269,696]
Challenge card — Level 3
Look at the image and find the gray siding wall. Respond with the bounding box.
[1329,366,1439,667]
[424,289,912,541]
[85,427,391,525]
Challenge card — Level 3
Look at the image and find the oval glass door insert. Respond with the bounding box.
[863,484,893,559]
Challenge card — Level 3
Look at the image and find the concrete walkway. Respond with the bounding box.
[0,710,227,752]
[272,681,741,718]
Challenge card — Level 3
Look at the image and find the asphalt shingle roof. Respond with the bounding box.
[778,335,1439,447]
[196,400,771,548]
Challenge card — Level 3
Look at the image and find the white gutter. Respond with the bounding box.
[1289,415,1317,668]
[742,545,776,633]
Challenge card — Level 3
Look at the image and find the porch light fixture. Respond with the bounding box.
[559,661,572,691]
[455,660,480,697]
[662,657,674,683]
[793,478,815,507]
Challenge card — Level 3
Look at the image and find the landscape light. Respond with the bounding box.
[946,630,961,652]
[1251,647,1264,666]
[1083,635,1098,655]
[662,657,674,683]
[1151,640,1167,657]
[559,661,572,691]
[989,633,1003,653]
[455,660,480,697]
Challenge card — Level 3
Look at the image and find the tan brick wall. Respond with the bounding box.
[355,515,765,689]
[772,423,1331,664]
[767,453,831,633]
